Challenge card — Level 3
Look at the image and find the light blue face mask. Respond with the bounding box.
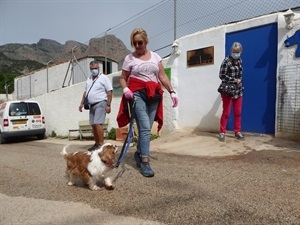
[231,53,241,59]
[91,69,99,76]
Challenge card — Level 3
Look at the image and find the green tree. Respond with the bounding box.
[0,73,18,94]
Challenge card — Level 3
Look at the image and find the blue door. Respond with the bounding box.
[226,23,277,134]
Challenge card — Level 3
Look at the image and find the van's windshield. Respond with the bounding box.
[9,102,41,116]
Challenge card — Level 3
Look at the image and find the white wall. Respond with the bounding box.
[14,62,71,100]
[171,27,226,132]
[111,62,118,73]
[0,94,12,103]
[29,68,177,137]
[13,58,119,100]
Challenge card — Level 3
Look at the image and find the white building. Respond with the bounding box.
[13,56,118,100]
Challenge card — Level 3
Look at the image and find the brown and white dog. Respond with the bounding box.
[61,143,118,191]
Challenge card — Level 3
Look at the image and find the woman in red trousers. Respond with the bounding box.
[218,42,244,142]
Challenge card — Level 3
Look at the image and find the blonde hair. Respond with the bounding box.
[231,42,243,52]
[130,28,149,47]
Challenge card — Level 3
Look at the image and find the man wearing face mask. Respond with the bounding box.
[79,60,113,151]
[218,42,244,142]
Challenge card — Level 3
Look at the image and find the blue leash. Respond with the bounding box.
[114,98,135,168]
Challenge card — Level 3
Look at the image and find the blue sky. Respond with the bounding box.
[0,0,162,45]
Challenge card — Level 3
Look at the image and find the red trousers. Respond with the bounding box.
[220,94,243,134]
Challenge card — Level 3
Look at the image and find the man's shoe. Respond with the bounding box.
[134,151,142,168]
[88,143,101,151]
[140,162,154,177]
[219,133,225,142]
[235,132,245,140]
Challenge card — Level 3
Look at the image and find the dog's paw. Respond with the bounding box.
[67,181,74,186]
[90,185,101,191]
[106,185,115,191]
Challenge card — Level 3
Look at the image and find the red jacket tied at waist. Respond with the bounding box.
[117,77,164,132]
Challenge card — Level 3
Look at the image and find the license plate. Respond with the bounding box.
[32,124,42,128]
[13,120,27,125]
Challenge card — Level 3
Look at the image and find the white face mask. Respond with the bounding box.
[91,69,99,76]
[231,53,241,59]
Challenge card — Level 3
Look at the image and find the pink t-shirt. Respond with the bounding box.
[122,51,162,83]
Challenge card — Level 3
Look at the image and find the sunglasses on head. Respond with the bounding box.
[133,40,144,46]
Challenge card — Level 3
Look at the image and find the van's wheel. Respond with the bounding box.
[0,133,6,144]
[37,133,45,140]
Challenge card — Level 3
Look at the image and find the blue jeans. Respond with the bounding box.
[133,91,159,158]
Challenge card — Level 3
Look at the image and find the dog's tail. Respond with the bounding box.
[61,145,69,156]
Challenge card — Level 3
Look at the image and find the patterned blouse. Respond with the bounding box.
[219,56,244,99]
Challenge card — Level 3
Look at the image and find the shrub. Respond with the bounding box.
[50,130,57,137]
[107,127,116,140]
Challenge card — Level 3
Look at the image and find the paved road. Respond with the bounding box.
[0,131,300,225]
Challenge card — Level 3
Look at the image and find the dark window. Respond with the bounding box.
[9,103,41,116]
[187,46,214,67]
[28,103,41,115]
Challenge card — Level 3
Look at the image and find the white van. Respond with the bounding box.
[0,100,46,143]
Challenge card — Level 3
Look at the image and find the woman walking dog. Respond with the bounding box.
[117,28,178,177]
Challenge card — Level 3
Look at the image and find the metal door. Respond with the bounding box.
[226,23,277,134]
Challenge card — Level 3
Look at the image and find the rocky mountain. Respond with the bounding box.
[0,35,131,76]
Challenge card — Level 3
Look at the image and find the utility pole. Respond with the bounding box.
[30,75,31,98]
[62,45,86,88]
[174,0,177,41]
[70,46,77,85]
[17,79,22,100]
[4,82,9,101]
[105,28,111,74]
[46,60,52,93]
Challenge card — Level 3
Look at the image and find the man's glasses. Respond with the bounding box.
[133,41,143,46]
[90,68,98,70]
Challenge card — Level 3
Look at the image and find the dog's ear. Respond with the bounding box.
[98,145,106,156]
[95,143,109,154]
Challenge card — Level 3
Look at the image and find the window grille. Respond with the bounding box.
[277,65,300,134]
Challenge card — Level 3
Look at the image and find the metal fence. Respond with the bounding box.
[92,0,300,58]
[277,65,300,134]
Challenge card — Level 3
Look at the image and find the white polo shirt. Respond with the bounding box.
[85,73,113,105]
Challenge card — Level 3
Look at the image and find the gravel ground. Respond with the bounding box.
[0,131,299,225]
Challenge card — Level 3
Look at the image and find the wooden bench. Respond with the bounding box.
[78,120,93,140]
[68,119,109,140]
